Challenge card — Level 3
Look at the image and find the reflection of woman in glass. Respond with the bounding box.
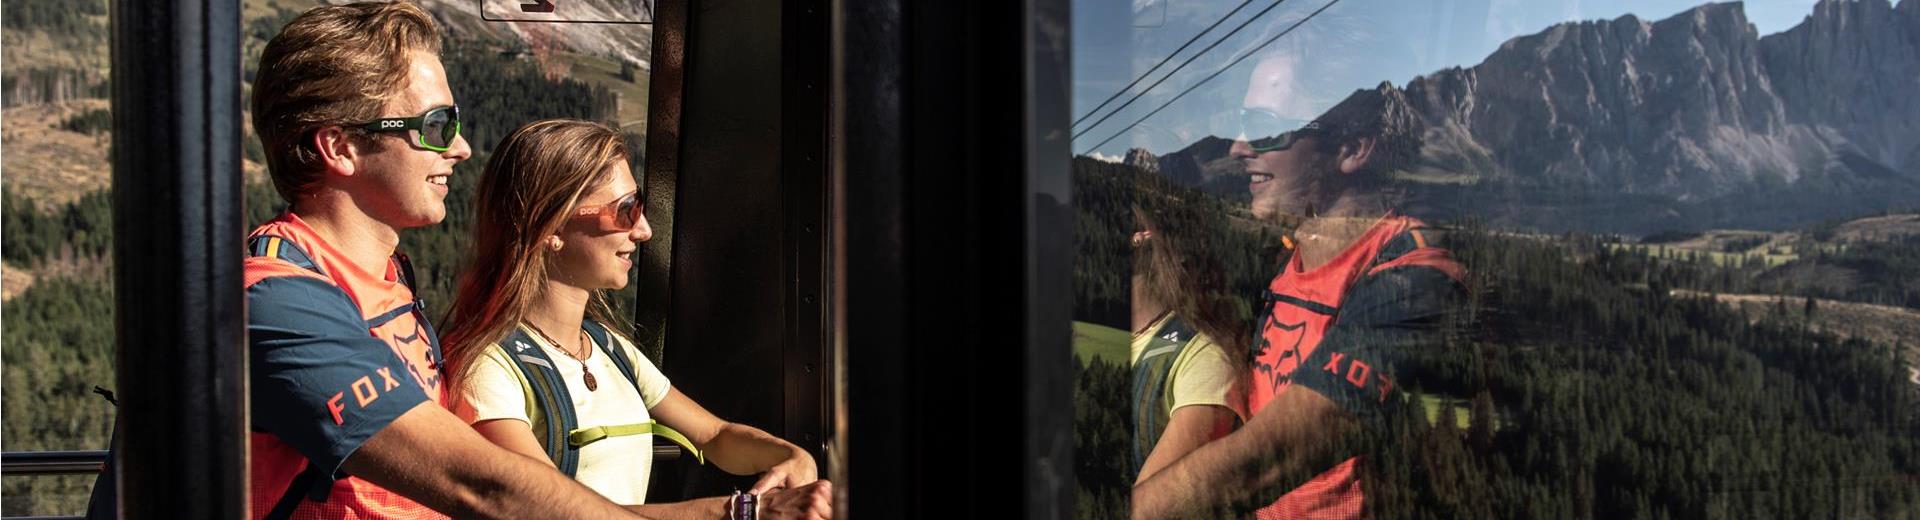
[439,120,831,517]
[1128,185,1252,483]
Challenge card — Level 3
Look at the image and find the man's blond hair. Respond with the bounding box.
[252,1,443,203]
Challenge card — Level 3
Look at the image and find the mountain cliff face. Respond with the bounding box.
[415,0,654,68]
[1406,0,1919,196]
[1761,0,1920,172]
[1152,1,1920,233]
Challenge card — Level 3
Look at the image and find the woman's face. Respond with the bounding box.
[549,161,652,291]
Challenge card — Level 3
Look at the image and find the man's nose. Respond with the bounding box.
[446,133,474,161]
[1229,138,1254,159]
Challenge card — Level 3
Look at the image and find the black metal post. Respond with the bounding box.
[109,0,246,518]
[831,0,1074,515]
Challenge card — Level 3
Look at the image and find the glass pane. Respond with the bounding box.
[2,0,115,514]
[1072,0,1920,517]
[2,1,659,515]
[241,1,657,359]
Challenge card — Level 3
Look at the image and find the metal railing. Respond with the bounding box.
[1,451,107,476]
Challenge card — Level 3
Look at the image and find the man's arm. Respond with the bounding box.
[343,403,646,519]
[1134,404,1239,484]
[1133,264,1469,518]
[1131,389,1357,518]
[247,274,645,519]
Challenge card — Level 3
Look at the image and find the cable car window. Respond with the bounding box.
[1071,0,1920,517]
[480,0,654,23]
[3,0,116,514]
[4,1,662,515]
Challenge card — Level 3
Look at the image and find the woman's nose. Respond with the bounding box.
[630,214,654,243]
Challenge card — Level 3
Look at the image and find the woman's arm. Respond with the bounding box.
[470,418,559,468]
[649,386,819,494]
[1134,404,1237,484]
[471,408,827,519]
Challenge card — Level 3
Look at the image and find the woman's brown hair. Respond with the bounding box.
[438,119,634,400]
[1133,178,1255,372]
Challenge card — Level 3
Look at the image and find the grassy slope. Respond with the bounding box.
[1073,321,1131,365]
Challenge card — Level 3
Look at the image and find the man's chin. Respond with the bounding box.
[397,211,447,230]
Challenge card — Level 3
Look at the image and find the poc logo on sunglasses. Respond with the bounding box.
[380,120,406,129]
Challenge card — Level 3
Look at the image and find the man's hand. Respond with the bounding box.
[759,480,833,520]
[748,447,819,495]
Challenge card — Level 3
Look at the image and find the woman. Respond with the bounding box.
[441,119,826,516]
[1128,183,1254,484]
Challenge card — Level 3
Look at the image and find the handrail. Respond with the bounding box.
[2,451,107,476]
[0,446,682,477]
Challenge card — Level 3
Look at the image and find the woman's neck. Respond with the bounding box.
[1131,286,1170,335]
[527,281,592,354]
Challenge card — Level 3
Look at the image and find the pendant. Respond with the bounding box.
[583,365,599,391]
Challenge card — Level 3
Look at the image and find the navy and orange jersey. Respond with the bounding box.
[244,212,448,520]
[1247,214,1467,519]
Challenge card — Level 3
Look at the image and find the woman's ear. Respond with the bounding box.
[1336,136,1377,175]
[546,235,565,252]
[313,126,359,178]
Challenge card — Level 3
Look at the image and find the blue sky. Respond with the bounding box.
[1072,0,1833,158]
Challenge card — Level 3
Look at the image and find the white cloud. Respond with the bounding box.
[1088,151,1125,163]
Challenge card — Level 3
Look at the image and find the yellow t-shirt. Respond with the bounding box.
[1129,314,1249,422]
[453,323,672,505]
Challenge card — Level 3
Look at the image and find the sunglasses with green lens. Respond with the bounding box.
[1238,108,1330,153]
[357,105,462,152]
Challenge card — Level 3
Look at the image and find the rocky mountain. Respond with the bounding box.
[1123,147,1161,172]
[1148,0,1920,234]
[1151,136,1251,200]
[1406,0,1920,233]
[414,0,654,69]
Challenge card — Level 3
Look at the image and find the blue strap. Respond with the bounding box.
[500,328,582,476]
[247,235,323,275]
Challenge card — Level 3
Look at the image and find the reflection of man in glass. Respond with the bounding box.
[1131,54,1469,518]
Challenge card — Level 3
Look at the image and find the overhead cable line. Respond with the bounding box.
[1071,0,1296,142]
[1072,0,1257,131]
[1080,0,1346,156]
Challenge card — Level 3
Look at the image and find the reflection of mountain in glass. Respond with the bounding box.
[1131,0,1920,235]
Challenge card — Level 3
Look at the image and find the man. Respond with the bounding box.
[244,3,830,518]
[1130,54,1468,518]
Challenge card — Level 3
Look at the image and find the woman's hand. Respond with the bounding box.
[759,480,833,520]
[749,446,819,495]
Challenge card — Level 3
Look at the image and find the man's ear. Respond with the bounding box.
[1336,136,1377,175]
[312,126,360,178]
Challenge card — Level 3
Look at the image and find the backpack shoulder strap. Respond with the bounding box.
[248,234,325,276]
[1370,226,1440,267]
[495,327,581,476]
[1366,225,1466,283]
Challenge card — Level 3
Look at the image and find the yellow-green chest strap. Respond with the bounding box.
[569,421,705,464]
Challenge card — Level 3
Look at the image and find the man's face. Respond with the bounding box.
[1233,55,1336,221]
[350,50,472,229]
[1233,133,1334,221]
